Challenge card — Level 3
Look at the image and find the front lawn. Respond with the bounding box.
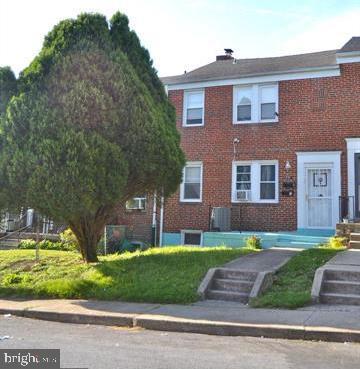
[251,246,344,309]
[0,246,254,304]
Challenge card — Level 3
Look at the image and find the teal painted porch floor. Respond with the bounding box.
[162,228,335,249]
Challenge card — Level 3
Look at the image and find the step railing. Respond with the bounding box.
[0,210,67,242]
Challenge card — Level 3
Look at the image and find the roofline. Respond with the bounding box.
[336,50,360,57]
[336,50,360,65]
[165,65,340,91]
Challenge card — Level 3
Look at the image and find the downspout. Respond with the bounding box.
[159,192,164,247]
[151,192,157,246]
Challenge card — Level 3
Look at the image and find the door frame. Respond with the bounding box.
[346,138,360,220]
[355,153,360,219]
[296,151,341,229]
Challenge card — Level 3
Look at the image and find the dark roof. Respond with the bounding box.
[339,37,360,53]
[161,50,338,86]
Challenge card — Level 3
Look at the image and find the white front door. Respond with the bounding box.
[306,167,332,228]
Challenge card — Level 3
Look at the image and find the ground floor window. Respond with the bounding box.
[232,160,278,203]
[181,230,203,246]
[180,162,203,202]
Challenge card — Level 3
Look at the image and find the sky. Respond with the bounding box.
[0,0,359,77]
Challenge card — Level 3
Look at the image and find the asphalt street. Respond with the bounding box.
[1,315,359,369]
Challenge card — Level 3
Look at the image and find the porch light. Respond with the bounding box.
[282,160,296,197]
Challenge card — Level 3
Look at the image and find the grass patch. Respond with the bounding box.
[251,245,345,309]
[0,246,255,304]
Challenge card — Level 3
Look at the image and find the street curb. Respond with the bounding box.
[134,315,360,342]
[0,308,133,327]
[2,307,360,343]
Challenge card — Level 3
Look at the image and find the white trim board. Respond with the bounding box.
[296,151,341,229]
[166,66,340,91]
[336,51,360,65]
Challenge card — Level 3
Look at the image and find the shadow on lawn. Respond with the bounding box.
[0,247,253,304]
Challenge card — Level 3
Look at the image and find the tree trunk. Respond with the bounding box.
[69,206,115,263]
[80,237,98,262]
[69,216,106,263]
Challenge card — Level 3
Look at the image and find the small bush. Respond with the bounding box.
[59,228,79,250]
[3,273,23,285]
[327,236,348,249]
[246,235,262,249]
[18,239,77,252]
[2,273,32,286]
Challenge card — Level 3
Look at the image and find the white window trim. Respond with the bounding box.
[232,160,279,204]
[181,230,203,246]
[180,161,203,203]
[183,89,205,127]
[233,83,278,124]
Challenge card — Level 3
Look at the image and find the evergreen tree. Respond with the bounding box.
[2,13,184,262]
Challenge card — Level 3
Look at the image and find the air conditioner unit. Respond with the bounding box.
[211,207,231,232]
[236,190,251,202]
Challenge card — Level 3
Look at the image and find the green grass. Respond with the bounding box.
[0,246,255,304]
[251,246,345,309]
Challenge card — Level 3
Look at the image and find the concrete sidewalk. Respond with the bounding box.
[224,248,299,271]
[1,298,360,343]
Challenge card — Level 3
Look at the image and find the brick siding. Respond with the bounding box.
[164,63,360,232]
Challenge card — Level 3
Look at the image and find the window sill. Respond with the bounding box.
[231,200,279,205]
[182,123,205,127]
[180,200,202,203]
[233,120,279,125]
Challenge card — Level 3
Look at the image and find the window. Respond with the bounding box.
[232,161,278,203]
[126,196,146,210]
[180,162,203,202]
[260,165,276,199]
[260,86,277,120]
[233,84,278,124]
[236,165,251,191]
[183,90,204,126]
[235,86,252,122]
[181,230,202,246]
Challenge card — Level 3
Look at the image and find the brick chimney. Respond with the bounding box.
[216,48,234,61]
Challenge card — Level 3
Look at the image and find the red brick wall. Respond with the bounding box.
[114,196,155,242]
[164,63,360,232]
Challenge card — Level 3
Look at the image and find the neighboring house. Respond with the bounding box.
[121,37,360,246]
[114,195,158,244]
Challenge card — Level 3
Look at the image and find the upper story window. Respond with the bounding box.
[260,86,277,120]
[126,196,146,210]
[233,84,278,124]
[180,162,203,202]
[236,87,252,121]
[232,161,278,203]
[183,90,204,126]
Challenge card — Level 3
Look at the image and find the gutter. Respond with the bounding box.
[164,64,341,91]
[159,194,164,247]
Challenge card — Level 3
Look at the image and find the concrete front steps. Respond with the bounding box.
[318,269,360,306]
[206,269,258,304]
[349,233,360,249]
[0,238,20,250]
